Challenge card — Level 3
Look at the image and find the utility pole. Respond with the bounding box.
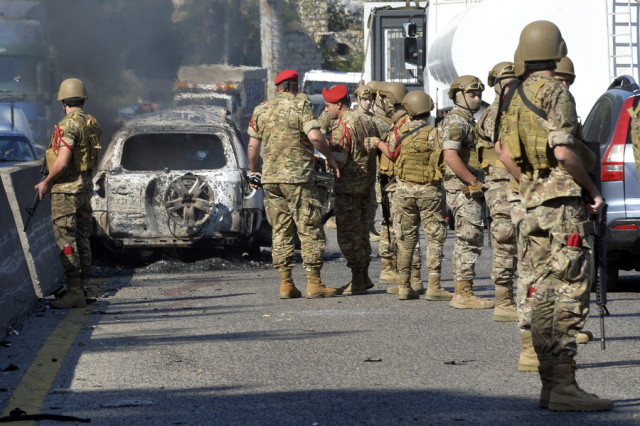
[260,0,283,98]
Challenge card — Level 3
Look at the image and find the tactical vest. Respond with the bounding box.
[396,123,443,184]
[379,115,409,177]
[46,110,101,177]
[502,78,563,174]
[445,109,480,169]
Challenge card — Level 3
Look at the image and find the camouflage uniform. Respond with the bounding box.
[390,118,447,284]
[439,106,483,282]
[248,92,326,275]
[329,109,379,271]
[48,109,101,285]
[500,72,589,364]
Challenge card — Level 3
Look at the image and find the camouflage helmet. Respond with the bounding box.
[513,46,526,78]
[401,90,434,117]
[556,56,575,83]
[366,80,381,93]
[57,78,87,101]
[448,75,484,100]
[354,84,372,100]
[378,82,408,105]
[516,20,567,63]
[487,62,515,87]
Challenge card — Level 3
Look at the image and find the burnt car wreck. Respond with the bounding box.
[91,105,268,260]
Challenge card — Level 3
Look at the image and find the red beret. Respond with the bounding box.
[274,69,299,86]
[322,84,348,103]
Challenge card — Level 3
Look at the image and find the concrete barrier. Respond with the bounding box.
[0,161,64,337]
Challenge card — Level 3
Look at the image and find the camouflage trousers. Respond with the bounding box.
[380,190,421,270]
[51,191,93,281]
[395,185,447,279]
[523,197,591,362]
[263,182,325,273]
[445,190,483,281]
[511,198,535,330]
[484,170,517,287]
[335,191,372,270]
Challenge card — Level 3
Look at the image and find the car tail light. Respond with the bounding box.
[612,224,638,230]
[601,96,636,182]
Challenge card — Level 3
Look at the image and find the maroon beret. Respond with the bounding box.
[322,84,348,103]
[274,69,299,86]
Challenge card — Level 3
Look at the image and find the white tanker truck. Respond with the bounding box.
[363,0,639,119]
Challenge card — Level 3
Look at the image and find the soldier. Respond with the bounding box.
[247,69,341,299]
[440,75,494,309]
[322,84,379,294]
[377,91,452,300]
[554,56,575,89]
[354,84,373,115]
[35,78,101,309]
[499,21,612,411]
[371,82,422,290]
[476,62,519,321]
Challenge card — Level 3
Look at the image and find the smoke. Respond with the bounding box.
[42,0,262,141]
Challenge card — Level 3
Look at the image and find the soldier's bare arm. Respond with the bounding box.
[308,128,341,178]
[247,137,262,173]
[35,145,72,199]
[497,141,521,180]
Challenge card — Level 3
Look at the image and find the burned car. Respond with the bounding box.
[91,105,267,259]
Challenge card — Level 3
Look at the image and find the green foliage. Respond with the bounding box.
[321,47,364,73]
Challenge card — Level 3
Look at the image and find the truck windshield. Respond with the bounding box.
[0,135,37,162]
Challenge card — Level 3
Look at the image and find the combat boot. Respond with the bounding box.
[449,280,495,309]
[424,273,453,301]
[379,258,399,284]
[305,269,338,299]
[493,284,518,322]
[278,271,302,299]
[369,224,381,242]
[338,269,368,295]
[386,271,425,295]
[538,360,554,408]
[50,277,86,309]
[364,263,375,289]
[548,363,613,412]
[397,283,419,300]
[518,330,539,372]
[576,331,594,344]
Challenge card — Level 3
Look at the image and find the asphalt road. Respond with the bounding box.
[1,224,639,425]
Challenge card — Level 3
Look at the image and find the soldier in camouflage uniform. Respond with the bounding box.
[376,91,452,301]
[440,75,495,309]
[476,62,519,321]
[36,78,101,309]
[322,84,379,294]
[499,21,612,411]
[247,69,341,299]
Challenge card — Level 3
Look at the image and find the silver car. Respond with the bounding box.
[91,105,267,259]
[582,75,640,289]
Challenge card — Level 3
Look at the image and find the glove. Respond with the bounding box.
[248,172,262,188]
[365,137,381,152]
[463,180,484,198]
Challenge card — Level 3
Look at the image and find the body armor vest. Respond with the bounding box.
[46,110,101,176]
[396,123,442,184]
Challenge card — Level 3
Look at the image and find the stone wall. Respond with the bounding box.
[281,31,323,78]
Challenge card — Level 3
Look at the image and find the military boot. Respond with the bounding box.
[387,270,425,295]
[518,330,540,372]
[379,258,399,284]
[278,271,302,299]
[449,280,495,309]
[424,273,453,301]
[493,284,519,322]
[397,283,420,300]
[538,360,554,408]
[369,224,381,242]
[338,269,368,295]
[364,262,375,289]
[50,277,86,309]
[576,331,594,344]
[305,269,338,299]
[548,363,613,412]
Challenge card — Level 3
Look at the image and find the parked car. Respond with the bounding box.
[0,132,38,166]
[91,105,268,260]
[582,75,640,289]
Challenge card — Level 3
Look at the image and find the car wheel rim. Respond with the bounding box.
[163,174,215,227]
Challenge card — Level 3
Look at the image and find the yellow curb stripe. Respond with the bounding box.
[1,307,90,421]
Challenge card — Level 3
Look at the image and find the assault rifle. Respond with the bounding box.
[23,158,48,232]
[592,203,610,350]
[379,173,394,244]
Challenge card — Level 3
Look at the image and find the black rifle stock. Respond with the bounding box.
[379,173,392,244]
[23,159,48,232]
[592,203,610,350]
